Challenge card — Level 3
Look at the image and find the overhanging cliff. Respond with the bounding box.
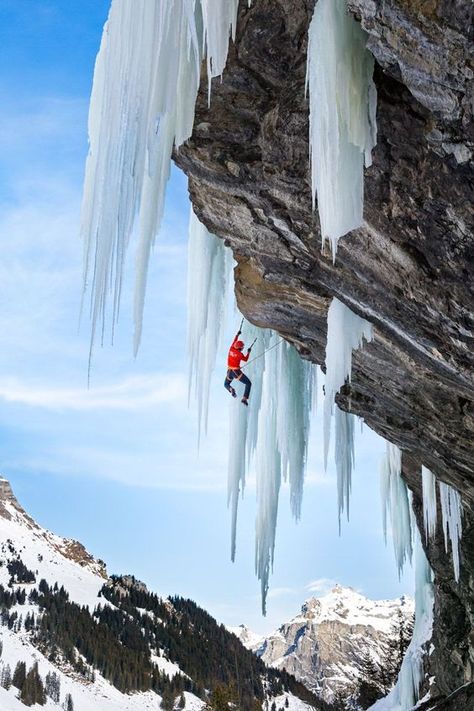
[174,0,474,706]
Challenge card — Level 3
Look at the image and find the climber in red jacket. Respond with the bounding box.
[224,329,252,406]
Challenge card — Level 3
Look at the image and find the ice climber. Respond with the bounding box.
[224,329,252,406]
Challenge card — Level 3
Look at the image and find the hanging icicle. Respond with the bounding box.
[323,298,373,468]
[200,0,239,102]
[439,480,463,582]
[421,465,437,540]
[306,0,377,256]
[187,209,232,442]
[421,466,463,581]
[380,443,413,576]
[369,532,434,711]
[254,336,283,615]
[334,406,355,530]
[323,298,372,529]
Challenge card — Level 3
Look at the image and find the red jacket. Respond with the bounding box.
[227,334,249,369]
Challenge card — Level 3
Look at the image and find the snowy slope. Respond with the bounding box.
[0,481,106,611]
[238,585,414,703]
[268,692,317,711]
[0,478,204,711]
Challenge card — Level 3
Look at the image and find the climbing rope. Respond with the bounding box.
[241,337,284,369]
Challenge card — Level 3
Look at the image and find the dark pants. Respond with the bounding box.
[224,369,252,399]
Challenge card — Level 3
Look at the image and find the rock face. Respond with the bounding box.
[174,0,473,706]
[248,586,414,704]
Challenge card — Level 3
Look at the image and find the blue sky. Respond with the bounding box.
[0,0,413,634]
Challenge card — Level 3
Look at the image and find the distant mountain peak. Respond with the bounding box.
[235,585,414,704]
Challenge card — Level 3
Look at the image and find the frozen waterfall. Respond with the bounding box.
[380,443,413,576]
[306,0,377,256]
[81,0,239,355]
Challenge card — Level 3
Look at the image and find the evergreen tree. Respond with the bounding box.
[356,650,383,709]
[387,609,414,680]
[12,660,26,690]
[204,684,237,711]
[178,692,186,709]
[45,671,61,703]
[63,693,74,711]
[20,662,46,706]
[1,663,12,690]
[161,687,175,711]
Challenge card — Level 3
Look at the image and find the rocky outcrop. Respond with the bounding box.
[174,0,473,704]
[250,586,414,703]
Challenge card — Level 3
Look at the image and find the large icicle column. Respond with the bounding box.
[380,443,413,576]
[187,209,232,442]
[253,336,315,614]
[228,324,268,563]
[226,331,315,613]
[81,0,201,353]
[306,0,377,256]
[81,0,240,354]
[323,298,373,525]
[439,480,463,582]
[421,466,463,581]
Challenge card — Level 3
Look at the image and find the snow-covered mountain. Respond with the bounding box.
[234,585,414,704]
[227,624,265,651]
[0,477,322,711]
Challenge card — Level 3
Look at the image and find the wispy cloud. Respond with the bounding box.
[0,374,186,411]
[305,578,337,596]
